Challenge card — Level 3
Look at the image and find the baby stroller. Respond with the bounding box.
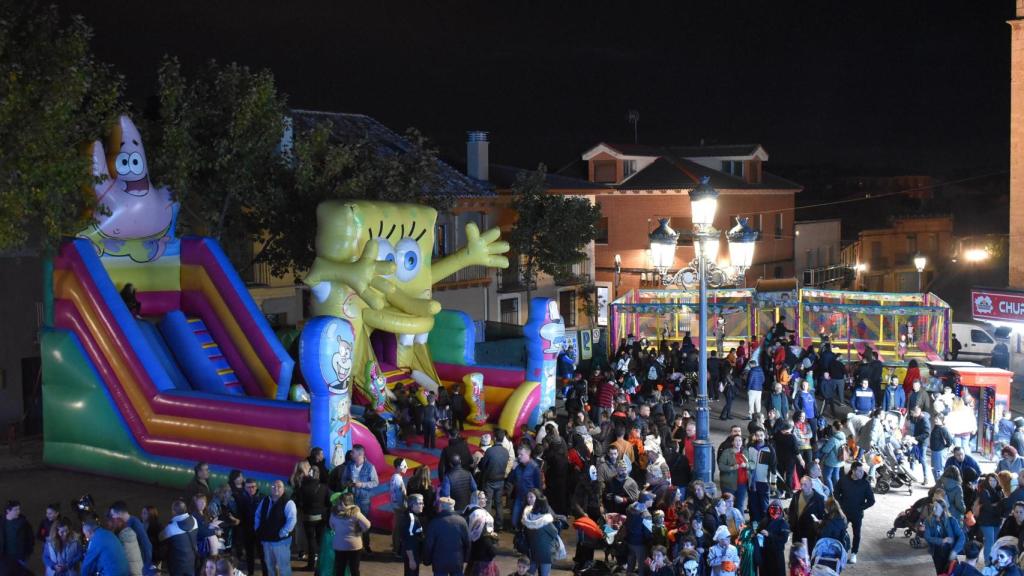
[873,436,917,495]
[811,537,848,574]
[885,495,930,548]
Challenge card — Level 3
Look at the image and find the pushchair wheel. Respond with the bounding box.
[874,480,890,494]
[886,528,896,539]
[904,528,915,538]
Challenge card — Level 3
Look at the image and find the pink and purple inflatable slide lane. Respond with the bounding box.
[45,237,305,485]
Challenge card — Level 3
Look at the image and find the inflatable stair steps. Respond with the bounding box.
[187,318,242,392]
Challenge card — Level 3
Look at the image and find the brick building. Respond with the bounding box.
[560,143,802,297]
[840,215,954,292]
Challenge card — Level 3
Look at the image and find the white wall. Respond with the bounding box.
[794,220,842,276]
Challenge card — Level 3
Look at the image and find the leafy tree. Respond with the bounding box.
[0,0,123,324]
[251,122,452,279]
[507,164,603,305]
[147,57,288,241]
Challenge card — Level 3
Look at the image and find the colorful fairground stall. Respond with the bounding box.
[924,361,1014,459]
[609,285,952,363]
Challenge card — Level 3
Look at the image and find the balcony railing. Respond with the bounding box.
[497,258,536,293]
[552,256,592,286]
[802,264,852,287]
[435,265,489,285]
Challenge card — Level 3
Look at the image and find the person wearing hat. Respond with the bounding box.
[605,459,640,515]
[706,525,739,576]
[476,433,509,532]
[423,498,470,576]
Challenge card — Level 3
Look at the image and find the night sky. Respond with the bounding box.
[57,0,1014,177]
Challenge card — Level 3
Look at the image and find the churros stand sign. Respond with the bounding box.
[972,289,1024,323]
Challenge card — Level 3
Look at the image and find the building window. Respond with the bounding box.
[805,250,813,270]
[499,296,519,325]
[773,266,783,279]
[623,160,637,178]
[593,160,616,182]
[434,224,448,257]
[774,213,784,239]
[722,160,744,178]
[596,217,609,244]
[907,235,917,255]
[559,290,577,327]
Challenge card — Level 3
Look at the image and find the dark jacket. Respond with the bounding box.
[909,413,932,446]
[297,477,330,519]
[835,473,875,520]
[184,477,212,501]
[440,468,478,512]
[977,484,1005,528]
[523,511,559,565]
[0,515,33,562]
[477,445,510,483]
[439,437,473,480]
[788,490,825,544]
[506,460,542,503]
[422,510,470,572]
[929,425,954,452]
[159,514,198,576]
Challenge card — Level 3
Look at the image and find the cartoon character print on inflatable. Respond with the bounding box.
[304,200,509,389]
[80,115,177,262]
[524,298,565,426]
[299,316,357,469]
[462,372,487,425]
[366,360,389,413]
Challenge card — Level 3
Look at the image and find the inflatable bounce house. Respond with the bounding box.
[43,115,566,529]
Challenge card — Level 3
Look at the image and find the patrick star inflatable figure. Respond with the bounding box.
[80,115,176,262]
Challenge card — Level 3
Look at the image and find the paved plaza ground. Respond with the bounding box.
[2,383,1010,576]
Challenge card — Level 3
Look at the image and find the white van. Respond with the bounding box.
[950,321,998,364]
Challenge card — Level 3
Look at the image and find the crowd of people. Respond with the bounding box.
[8,317,1024,576]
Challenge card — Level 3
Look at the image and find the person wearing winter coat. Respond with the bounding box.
[923,499,965,575]
[622,493,653,575]
[908,406,933,482]
[43,519,83,576]
[977,473,1006,566]
[818,425,847,493]
[111,514,143,576]
[80,520,129,576]
[929,414,955,485]
[882,377,907,412]
[422,497,471,576]
[329,493,371,576]
[769,383,790,422]
[159,499,198,576]
[717,435,748,511]
[788,477,825,552]
[852,380,875,415]
[815,498,848,544]
[747,365,765,419]
[521,494,560,576]
[834,462,874,564]
[0,501,33,566]
[820,371,846,418]
[938,466,967,523]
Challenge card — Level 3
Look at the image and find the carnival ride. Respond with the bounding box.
[610,286,951,362]
[42,115,562,530]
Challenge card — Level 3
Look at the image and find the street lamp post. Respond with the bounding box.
[648,177,756,489]
[914,253,927,292]
[614,254,622,299]
[688,177,718,489]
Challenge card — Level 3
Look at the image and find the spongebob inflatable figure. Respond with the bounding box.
[305,201,509,389]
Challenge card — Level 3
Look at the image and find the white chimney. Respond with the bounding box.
[467,131,489,181]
